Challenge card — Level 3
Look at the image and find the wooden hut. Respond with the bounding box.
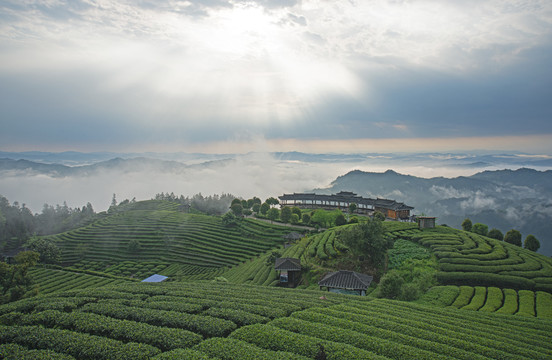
[274,258,302,287]
[418,216,436,229]
[318,270,373,296]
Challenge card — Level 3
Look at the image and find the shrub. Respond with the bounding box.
[0,324,160,360]
[230,323,386,360]
[399,283,419,301]
[516,290,535,317]
[194,337,309,360]
[496,289,518,314]
[536,291,552,319]
[0,343,75,360]
[450,286,474,308]
[378,271,404,299]
[461,286,486,311]
[152,349,212,359]
[479,287,503,312]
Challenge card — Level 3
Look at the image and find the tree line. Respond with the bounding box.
[0,195,96,253]
[461,218,540,252]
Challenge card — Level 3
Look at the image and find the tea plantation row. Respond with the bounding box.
[2,281,551,359]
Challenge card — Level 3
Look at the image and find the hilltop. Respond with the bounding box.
[317,168,552,256]
[37,199,302,281]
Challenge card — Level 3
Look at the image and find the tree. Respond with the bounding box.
[524,235,540,252]
[310,210,329,228]
[472,223,488,236]
[348,203,357,214]
[260,202,270,215]
[265,197,280,207]
[340,218,389,267]
[461,218,472,232]
[348,217,359,224]
[230,203,243,217]
[373,211,385,221]
[378,271,404,299]
[291,207,302,218]
[222,211,238,227]
[280,207,292,223]
[302,213,310,225]
[252,203,261,213]
[487,228,503,241]
[504,229,522,247]
[247,197,261,209]
[231,198,242,207]
[27,237,61,264]
[0,250,39,303]
[267,208,279,223]
[335,213,347,226]
[291,214,300,225]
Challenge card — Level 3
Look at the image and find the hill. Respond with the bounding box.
[40,200,302,280]
[0,281,551,359]
[317,168,552,256]
[223,221,552,296]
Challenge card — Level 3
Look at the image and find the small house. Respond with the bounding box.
[318,270,373,296]
[418,216,436,229]
[274,258,301,287]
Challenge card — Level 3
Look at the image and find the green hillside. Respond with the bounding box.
[40,200,301,279]
[389,226,552,292]
[222,221,552,298]
[1,281,551,359]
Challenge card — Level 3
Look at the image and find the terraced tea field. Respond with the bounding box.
[1,281,550,359]
[390,226,552,292]
[420,285,552,319]
[41,200,301,278]
[28,267,131,295]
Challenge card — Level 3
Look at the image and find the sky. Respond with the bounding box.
[1,0,552,154]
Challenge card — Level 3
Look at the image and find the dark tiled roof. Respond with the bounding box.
[318,270,373,290]
[279,192,414,211]
[274,258,302,271]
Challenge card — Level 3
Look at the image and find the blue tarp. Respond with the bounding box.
[141,274,168,283]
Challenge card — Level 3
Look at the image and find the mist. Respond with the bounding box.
[1,151,549,214]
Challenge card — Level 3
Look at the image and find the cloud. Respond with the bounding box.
[430,186,472,199]
[1,1,551,151]
[460,192,496,211]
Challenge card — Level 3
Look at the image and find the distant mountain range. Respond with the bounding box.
[315,168,552,256]
[1,152,551,256]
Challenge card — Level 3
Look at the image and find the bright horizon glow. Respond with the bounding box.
[3,134,552,155]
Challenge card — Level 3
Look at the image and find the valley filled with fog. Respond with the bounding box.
[1,151,551,255]
[1,151,549,213]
